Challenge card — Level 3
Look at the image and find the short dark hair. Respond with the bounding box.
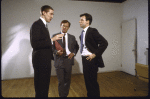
[80,13,92,25]
[60,20,71,27]
[41,5,54,15]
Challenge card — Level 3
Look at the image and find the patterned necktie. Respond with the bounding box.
[46,24,48,28]
[45,24,50,38]
[46,24,48,31]
[63,34,66,56]
[80,30,84,53]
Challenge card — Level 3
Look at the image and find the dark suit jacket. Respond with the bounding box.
[79,27,108,68]
[52,32,79,67]
[30,19,54,63]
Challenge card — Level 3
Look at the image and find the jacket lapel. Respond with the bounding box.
[39,19,47,30]
[79,27,91,41]
[79,35,81,41]
[39,18,50,33]
[68,33,71,49]
[85,27,91,42]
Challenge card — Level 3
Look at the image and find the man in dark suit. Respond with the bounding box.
[52,20,79,97]
[79,13,108,97]
[30,5,63,97]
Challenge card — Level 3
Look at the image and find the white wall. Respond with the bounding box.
[1,0,122,80]
[122,0,148,65]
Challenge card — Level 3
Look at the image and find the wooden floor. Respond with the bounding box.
[1,71,149,97]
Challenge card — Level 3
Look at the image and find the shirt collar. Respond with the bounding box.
[40,17,47,27]
[61,31,68,36]
[83,26,89,33]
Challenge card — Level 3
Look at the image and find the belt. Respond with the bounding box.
[82,56,88,58]
[63,56,68,58]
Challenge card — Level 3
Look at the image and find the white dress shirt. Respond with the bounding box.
[40,17,47,27]
[81,26,93,56]
[61,32,71,56]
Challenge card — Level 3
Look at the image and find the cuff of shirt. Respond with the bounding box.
[51,39,53,45]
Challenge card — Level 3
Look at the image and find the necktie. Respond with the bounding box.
[46,24,48,28]
[46,24,48,31]
[46,24,50,38]
[63,34,66,56]
[80,30,84,53]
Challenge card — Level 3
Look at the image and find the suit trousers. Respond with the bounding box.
[32,51,52,97]
[55,57,72,97]
[82,56,100,97]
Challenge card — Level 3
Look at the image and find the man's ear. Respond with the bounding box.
[60,24,62,28]
[42,11,46,15]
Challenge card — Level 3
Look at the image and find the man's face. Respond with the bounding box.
[79,16,88,29]
[43,9,54,23]
[61,22,70,33]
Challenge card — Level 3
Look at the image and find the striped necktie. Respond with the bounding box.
[80,30,84,53]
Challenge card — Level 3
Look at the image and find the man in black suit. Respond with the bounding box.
[30,5,63,97]
[52,20,79,97]
[79,13,108,97]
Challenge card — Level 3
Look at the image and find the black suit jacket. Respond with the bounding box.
[52,32,79,67]
[30,19,54,61]
[80,27,108,68]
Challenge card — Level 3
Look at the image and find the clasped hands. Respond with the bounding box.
[57,50,74,59]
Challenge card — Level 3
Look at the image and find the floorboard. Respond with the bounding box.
[1,71,149,97]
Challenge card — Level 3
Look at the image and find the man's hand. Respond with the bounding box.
[68,53,74,59]
[51,34,64,41]
[86,54,96,61]
[57,50,63,56]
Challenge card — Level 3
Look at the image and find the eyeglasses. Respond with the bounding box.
[61,25,69,28]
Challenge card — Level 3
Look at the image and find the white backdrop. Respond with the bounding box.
[1,0,148,80]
